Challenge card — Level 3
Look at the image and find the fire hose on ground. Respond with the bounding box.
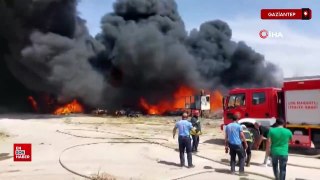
[57,127,320,180]
[57,128,278,180]
[59,141,150,179]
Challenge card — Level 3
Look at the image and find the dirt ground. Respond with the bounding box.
[1,115,320,180]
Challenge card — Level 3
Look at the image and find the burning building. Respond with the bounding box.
[0,0,283,114]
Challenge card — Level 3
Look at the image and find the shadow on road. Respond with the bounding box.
[215,168,250,178]
[214,168,232,174]
[157,160,181,167]
[221,158,265,167]
[249,162,265,166]
[0,153,12,161]
[203,138,225,146]
[221,158,229,163]
[203,166,213,169]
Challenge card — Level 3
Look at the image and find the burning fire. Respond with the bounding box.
[27,88,222,116]
[210,90,223,112]
[140,86,223,115]
[140,86,196,115]
[173,86,196,108]
[54,99,84,115]
[28,95,84,115]
[140,98,171,115]
[28,96,38,112]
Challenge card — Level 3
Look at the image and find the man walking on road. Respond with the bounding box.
[190,110,201,152]
[241,125,254,167]
[254,122,270,149]
[225,115,248,174]
[254,122,272,166]
[173,112,195,168]
[267,119,292,180]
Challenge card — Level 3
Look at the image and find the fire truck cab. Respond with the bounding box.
[222,76,320,149]
[222,87,280,127]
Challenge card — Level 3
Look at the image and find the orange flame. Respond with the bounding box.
[53,99,84,115]
[140,86,196,115]
[173,86,196,108]
[140,86,223,115]
[140,98,171,115]
[28,96,38,112]
[210,90,223,112]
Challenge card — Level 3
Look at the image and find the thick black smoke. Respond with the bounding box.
[0,0,105,112]
[0,0,283,112]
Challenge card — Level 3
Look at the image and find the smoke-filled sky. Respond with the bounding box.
[79,0,320,78]
[0,0,284,112]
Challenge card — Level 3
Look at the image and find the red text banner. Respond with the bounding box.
[261,9,312,20]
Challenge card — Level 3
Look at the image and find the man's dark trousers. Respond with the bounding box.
[178,136,192,166]
[229,143,245,173]
[271,155,288,180]
[237,141,252,166]
[245,141,252,165]
[191,135,199,152]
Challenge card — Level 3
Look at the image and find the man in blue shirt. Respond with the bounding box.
[173,112,194,168]
[225,115,248,174]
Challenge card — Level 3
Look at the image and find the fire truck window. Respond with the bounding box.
[235,95,245,106]
[228,96,236,108]
[252,92,266,105]
[228,94,245,108]
[240,95,245,106]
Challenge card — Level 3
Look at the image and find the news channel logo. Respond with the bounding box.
[14,144,32,162]
[259,29,283,39]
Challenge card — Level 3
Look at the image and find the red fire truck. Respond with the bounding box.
[221,76,320,149]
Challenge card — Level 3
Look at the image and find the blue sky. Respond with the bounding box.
[78,0,320,77]
[176,0,319,34]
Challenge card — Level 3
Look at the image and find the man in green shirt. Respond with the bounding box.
[267,119,293,180]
